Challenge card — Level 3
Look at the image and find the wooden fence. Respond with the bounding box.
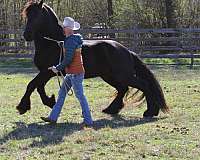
[1,28,200,67]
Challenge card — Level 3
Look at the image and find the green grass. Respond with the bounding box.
[0,65,200,159]
[143,58,200,65]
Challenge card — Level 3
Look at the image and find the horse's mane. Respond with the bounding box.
[44,4,60,25]
[21,1,37,19]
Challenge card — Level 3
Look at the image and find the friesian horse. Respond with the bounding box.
[17,0,169,117]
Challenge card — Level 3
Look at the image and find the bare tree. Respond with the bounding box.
[0,0,200,30]
[107,0,113,26]
[165,0,177,28]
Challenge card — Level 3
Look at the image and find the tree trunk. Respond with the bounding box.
[107,0,113,27]
[107,0,113,18]
[165,0,177,28]
[107,0,115,38]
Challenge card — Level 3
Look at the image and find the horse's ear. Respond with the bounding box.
[38,0,43,8]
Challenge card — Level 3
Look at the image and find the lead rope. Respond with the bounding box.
[44,37,73,96]
[57,42,73,96]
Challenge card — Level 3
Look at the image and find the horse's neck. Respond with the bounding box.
[43,5,64,41]
[34,5,64,49]
[33,36,49,51]
[33,24,64,50]
[50,24,64,41]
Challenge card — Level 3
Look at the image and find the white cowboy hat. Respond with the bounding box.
[63,17,80,30]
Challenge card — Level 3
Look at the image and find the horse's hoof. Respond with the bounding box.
[16,105,28,115]
[143,109,160,118]
[143,116,154,120]
[102,108,119,115]
[18,109,28,115]
[16,99,30,115]
[48,94,56,109]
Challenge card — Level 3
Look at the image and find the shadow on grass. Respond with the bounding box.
[0,115,165,148]
[0,68,38,74]
[0,58,37,74]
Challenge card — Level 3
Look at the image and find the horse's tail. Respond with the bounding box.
[131,52,169,114]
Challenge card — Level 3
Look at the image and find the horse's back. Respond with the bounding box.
[83,39,123,47]
[82,39,137,81]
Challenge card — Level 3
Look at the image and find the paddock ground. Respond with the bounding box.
[0,61,200,159]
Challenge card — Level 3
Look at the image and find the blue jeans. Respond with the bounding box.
[48,73,93,125]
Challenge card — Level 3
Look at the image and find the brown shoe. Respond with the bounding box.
[41,117,57,124]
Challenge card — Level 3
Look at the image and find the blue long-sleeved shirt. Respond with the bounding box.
[56,34,83,71]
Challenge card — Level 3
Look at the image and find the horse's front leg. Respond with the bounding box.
[36,71,56,108]
[16,70,54,115]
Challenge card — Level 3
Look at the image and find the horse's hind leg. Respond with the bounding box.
[101,76,128,115]
[127,77,159,117]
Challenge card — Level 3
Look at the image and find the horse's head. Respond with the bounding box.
[23,0,64,42]
[22,0,46,41]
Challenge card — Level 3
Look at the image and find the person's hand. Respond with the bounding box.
[48,66,58,73]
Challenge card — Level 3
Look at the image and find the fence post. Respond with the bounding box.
[188,27,193,69]
[132,27,139,53]
[190,50,195,69]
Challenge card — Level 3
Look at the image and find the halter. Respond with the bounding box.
[43,36,73,96]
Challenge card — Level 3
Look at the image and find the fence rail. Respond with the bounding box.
[1,28,200,67]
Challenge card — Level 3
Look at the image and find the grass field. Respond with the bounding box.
[0,61,200,159]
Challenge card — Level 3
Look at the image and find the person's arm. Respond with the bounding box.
[56,37,78,71]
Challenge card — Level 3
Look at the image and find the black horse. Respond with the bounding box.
[17,0,169,117]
